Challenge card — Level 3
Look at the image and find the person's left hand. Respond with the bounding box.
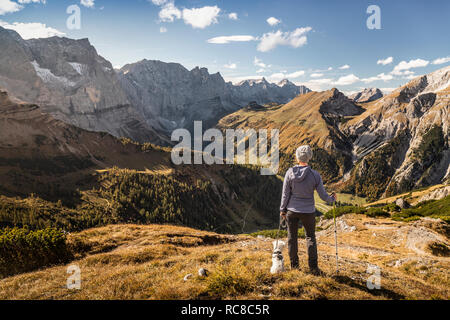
[280,211,286,219]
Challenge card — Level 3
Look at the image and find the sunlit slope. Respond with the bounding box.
[217,89,364,181]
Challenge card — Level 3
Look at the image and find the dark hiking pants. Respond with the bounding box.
[286,211,318,270]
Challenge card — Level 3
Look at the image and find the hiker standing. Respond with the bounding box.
[279,145,336,275]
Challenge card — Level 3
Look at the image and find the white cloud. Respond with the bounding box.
[80,0,94,8]
[392,59,429,74]
[404,74,417,80]
[334,74,360,86]
[0,20,65,39]
[159,2,181,22]
[269,70,305,81]
[224,75,265,84]
[361,72,393,83]
[254,57,271,69]
[287,70,305,78]
[377,56,393,65]
[256,68,265,73]
[432,56,450,65]
[150,0,168,5]
[0,0,47,15]
[379,87,396,94]
[182,6,220,29]
[338,64,350,70]
[312,78,334,84]
[310,73,324,78]
[257,27,312,52]
[298,78,334,91]
[18,0,46,3]
[207,35,256,44]
[328,67,333,71]
[301,74,360,91]
[0,0,23,15]
[224,62,237,69]
[159,26,167,33]
[266,17,280,26]
[268,73,286,80]
[228,12,238,20]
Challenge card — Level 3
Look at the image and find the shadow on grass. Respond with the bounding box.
[332,275,405,300]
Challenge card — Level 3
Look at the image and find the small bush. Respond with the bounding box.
[365,207,390,218]
[427,242,450,257]
[392,195,450,222]
[384,203,401,212]
[206,267,252,298]
[0,227,72,278]
[324,206,367,219]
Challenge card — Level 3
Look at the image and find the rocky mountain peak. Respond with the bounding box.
[321,88,365,116]
[349,88,383,103]
[393,66,450,104]
[278,79,295,87]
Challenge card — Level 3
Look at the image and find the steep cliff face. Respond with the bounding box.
[117,60,239,134]
[0,27,165,144]
[117,60,311,134]
[343,66,450,198]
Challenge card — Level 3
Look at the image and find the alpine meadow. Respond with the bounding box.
[0,0,448,304]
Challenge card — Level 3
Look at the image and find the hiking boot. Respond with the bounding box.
[309,268,324,276]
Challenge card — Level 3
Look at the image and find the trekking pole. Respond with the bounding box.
[275,214,286,249]
[332,196,339,275]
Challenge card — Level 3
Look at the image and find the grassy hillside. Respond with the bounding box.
[0,219,448,300]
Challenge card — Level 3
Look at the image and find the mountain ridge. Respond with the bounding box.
[0,26,311,143]
[217,66,449,199]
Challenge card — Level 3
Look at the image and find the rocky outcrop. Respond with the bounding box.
[418,186,450,203]
[349,88,383,103]
[118,61,311,134]
[343,66,450,198]
[0,27,165,144]
[117,60,239,134]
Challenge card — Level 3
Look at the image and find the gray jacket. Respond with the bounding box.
[280,165,335,214]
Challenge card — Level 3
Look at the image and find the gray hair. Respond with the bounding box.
[295,145,313,163]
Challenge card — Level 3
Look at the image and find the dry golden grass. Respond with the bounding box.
[1,216,448,300]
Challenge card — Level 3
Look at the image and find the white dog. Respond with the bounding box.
[270,240,286,274]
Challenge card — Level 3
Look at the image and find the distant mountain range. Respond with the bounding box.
[218,66,450,200]
[117,60,310,134]
[0,26,448,201]
[0,26,310,142]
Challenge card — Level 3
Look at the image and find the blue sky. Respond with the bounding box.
[0,0,449,93]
